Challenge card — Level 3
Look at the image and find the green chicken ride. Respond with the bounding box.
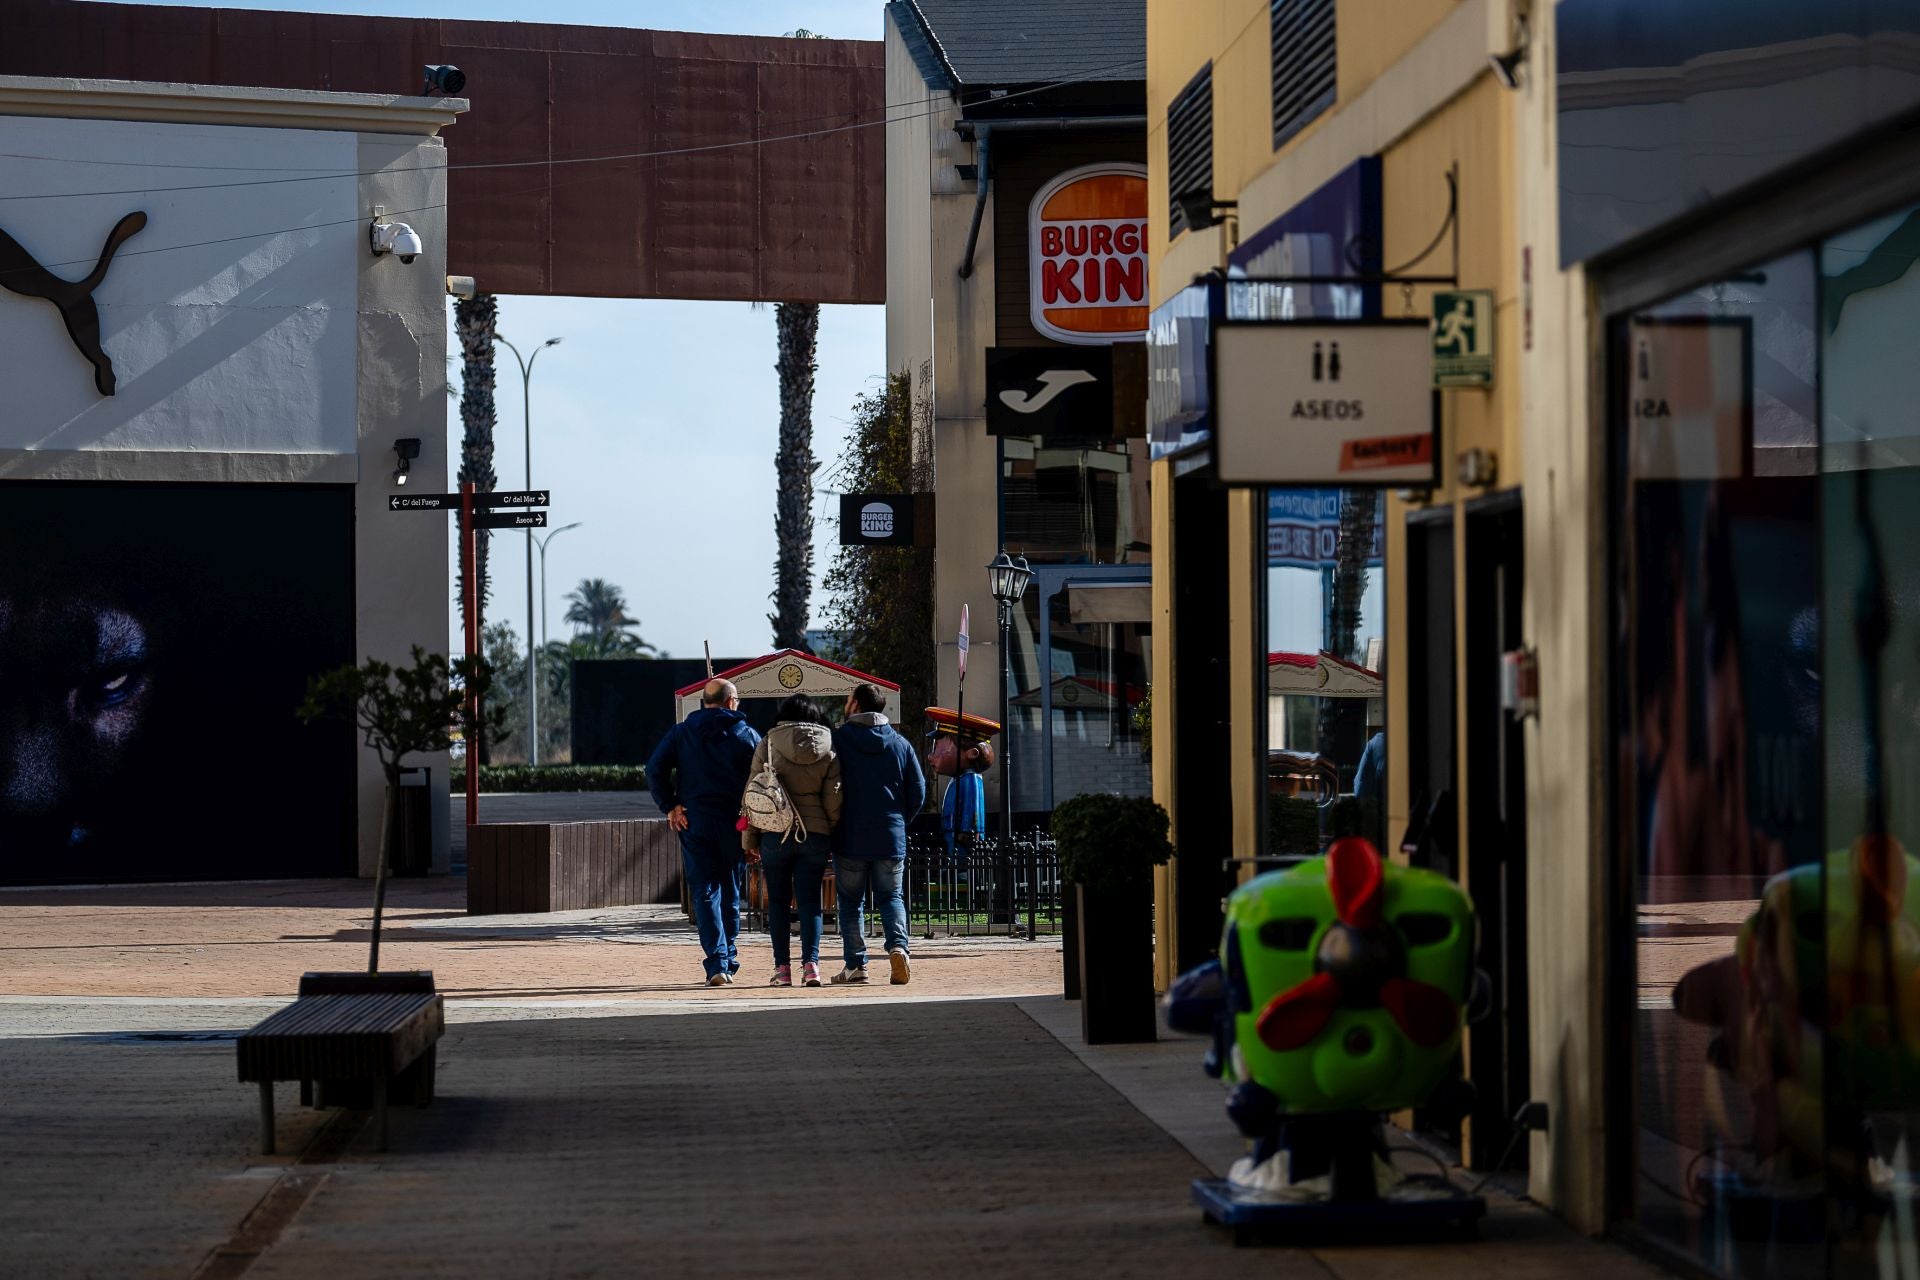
[1168,836,1486,1235]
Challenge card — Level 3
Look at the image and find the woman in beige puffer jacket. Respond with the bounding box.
[744,694,843,986]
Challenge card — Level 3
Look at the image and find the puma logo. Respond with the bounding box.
[0,211,147,397]
[998,368,1096,414]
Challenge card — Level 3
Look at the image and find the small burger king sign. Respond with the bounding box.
[1028,163,1149,345]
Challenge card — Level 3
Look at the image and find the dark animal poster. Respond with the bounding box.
[0,482,356,884]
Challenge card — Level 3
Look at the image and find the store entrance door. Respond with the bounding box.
[1463,492,1530,1173]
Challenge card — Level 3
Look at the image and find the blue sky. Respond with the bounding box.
[125,0,891,658]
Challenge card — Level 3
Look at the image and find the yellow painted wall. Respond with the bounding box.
[1337,0,1464,105]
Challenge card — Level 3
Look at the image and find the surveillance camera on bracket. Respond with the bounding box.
[369,206,424,264]
[423,64,466,96]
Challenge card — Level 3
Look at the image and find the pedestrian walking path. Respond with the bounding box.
[0,879,1664,1278]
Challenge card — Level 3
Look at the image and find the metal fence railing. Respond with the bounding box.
[744,831,1061,941]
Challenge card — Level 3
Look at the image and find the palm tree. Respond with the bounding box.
[564,578,658,659]
[767,27,828,653]
[455,293,500,762]
[770,302,819,650]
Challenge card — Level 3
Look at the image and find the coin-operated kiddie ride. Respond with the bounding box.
[1167,836,1487,1239]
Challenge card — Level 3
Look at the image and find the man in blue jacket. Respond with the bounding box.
[830,683,927,985]
[647,678,761,986]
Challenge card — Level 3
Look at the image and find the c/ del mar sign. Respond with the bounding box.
[1028,163,1149,346]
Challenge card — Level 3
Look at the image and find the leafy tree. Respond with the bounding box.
[821,367,935,739]
[482,621,529,760]
[298,648,506,972]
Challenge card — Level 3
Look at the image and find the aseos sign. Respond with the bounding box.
[1028,163,1149,345]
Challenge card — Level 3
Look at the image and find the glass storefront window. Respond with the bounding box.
[1264,487,1386,860]
[1615,204,1920,1277]
[1001,435,1147,565]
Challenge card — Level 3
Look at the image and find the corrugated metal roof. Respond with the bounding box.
[902,0,1143,89]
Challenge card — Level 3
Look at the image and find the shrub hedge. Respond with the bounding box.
[449,764,649,793]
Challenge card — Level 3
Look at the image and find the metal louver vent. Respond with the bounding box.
[1166,63,1214,237]
[1271,0,1336,149]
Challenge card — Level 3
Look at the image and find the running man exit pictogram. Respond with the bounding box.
[1430,289,1494,388]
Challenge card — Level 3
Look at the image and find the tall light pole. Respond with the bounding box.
[986,550,1033,840]
[498,335,562,765]
[535,521,583,719]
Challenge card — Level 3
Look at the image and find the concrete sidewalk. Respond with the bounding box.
[0,991,1667,1279]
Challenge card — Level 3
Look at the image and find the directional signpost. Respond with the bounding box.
[392,484,553,826]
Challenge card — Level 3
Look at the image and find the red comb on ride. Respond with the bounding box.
[1326,837,1384,928]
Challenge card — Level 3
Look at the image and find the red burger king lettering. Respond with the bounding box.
[1028,163,1149,345]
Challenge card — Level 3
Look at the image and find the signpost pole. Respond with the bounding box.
[461,482,480,831]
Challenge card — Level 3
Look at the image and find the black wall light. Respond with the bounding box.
[393,438,421,486]
[1175,190,1238,233]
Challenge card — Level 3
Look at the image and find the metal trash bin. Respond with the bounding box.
[388,767,433,877]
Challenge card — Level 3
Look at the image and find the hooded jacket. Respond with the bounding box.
[831,712,927,860]
[646,706,761,824]
[745,721,843,842]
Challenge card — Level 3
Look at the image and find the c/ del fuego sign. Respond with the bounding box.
[1028,163,1149,346]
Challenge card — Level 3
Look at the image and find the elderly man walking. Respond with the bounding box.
[830,683,926,985]
[648,678,761,986]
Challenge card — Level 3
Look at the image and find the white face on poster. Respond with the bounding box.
[1212,322,1435,486]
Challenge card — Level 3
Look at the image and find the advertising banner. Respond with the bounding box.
[0,483,356,884]
[838,493,927,546]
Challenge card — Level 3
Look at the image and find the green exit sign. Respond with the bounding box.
[1432,289,1495,388]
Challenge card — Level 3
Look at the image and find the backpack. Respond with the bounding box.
[741,756,807,841]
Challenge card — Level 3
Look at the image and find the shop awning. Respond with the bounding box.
[1267,651,1382,698]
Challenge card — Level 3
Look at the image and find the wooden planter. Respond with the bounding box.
[1075,879,1156,1044]
[467,819,681,914]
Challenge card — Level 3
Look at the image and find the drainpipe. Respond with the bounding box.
[954,115,1148,281]
[958,124,992,281]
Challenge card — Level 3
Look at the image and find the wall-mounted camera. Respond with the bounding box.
[369,206,424,264]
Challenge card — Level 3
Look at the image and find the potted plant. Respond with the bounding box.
[298,646,503,976]
[1053,793,1173,1044]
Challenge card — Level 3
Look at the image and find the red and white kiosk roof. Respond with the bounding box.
[673,649,899,722]
[1267,651,1382,698]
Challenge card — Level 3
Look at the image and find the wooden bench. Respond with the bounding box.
[237,989,443,1154]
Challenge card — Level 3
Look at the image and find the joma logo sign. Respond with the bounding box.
[0,212,147,397]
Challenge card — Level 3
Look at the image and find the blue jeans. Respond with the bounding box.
[760,832,831,967]
[680,820,744,979]
[835,856,909,969]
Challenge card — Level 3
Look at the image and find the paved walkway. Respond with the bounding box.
[0,878,1667,1278]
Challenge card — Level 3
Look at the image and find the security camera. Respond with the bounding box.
[370,218,424,264]
[423,64,466,96]
[445,275,477,300]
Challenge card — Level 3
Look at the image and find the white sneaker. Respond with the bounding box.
[888,948,912,985]
[830,965,870,985]
[707,973,731,988]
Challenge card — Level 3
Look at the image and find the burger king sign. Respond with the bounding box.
[1028,163,1149,345]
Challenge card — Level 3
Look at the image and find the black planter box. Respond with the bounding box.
[1075,880,1156,1044]
[1062,888,1082,1001]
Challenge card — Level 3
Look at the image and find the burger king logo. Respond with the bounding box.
[1028,163,1149,345]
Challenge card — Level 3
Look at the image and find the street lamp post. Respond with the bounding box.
[498,335,562,766]
[986,550,1034,841]
[534,521,583,732]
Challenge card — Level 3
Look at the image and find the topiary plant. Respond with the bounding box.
[1052,793,1174,894]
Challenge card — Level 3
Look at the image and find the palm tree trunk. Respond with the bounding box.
[456,294,499,763]
[770,302,819,650]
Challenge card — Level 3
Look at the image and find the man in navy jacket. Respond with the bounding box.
[647,679,761,985]
[830,683,926,985]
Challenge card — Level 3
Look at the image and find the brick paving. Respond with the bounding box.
[0,878,1061,1003]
